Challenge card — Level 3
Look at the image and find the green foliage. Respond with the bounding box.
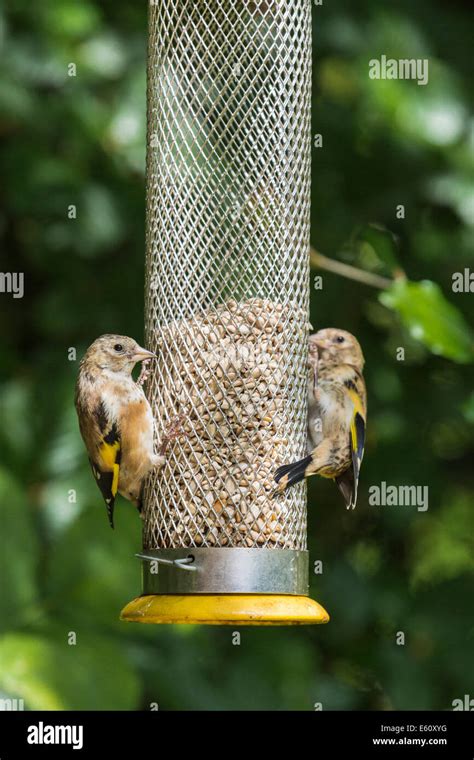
[350,223,400,276]
[0,633,140,710]
[380,279,474,363]
[0,0,473,712]
[0,469,40,632]
[44,505,141,627]
[410,493,474,589]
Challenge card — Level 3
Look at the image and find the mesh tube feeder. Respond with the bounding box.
[120,0,329,625]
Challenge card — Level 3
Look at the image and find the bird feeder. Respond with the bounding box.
[121,0,328,624]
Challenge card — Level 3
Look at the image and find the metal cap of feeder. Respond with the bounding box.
[121,0,328,625]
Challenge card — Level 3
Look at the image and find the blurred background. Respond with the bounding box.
[0,0,473,710]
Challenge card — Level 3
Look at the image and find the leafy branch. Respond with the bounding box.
[310,246,474,364]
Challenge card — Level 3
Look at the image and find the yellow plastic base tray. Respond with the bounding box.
[120,594,329,626]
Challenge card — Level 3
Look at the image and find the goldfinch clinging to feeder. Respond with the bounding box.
[273,328,367,509]
[75,334,182,528]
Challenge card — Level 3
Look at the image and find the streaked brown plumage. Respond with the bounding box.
[273,328,367,509]
[75,334,163,528]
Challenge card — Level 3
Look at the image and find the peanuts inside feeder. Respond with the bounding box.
[145,298,309,551]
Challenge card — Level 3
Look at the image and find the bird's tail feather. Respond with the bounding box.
[105,499,115,529]
[335,470,356,510]
[272,454,313,496]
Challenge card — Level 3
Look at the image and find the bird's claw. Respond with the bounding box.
[158,414,188,455]
[308,344,319,394]
[136,359,152,387]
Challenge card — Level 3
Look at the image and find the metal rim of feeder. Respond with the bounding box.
[121,0,328,625]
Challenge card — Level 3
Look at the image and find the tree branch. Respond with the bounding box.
[310,248,393,290]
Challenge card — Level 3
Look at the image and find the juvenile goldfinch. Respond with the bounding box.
[75,334,176,528]
[273,328,367,509]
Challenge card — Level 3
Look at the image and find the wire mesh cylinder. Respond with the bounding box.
[143,1,312,574]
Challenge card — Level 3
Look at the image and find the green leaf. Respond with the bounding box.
[380,279,474,363]
[354,223,400,275]
[0,632,140,710]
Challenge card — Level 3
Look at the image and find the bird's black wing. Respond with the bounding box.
[335,409,366,510]
[89,421,122,528]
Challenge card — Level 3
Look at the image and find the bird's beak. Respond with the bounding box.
[132,345,157,362]
[312,338,332,350]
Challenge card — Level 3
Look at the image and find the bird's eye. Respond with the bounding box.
[114,343,124,352]
[335,336,345,344]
